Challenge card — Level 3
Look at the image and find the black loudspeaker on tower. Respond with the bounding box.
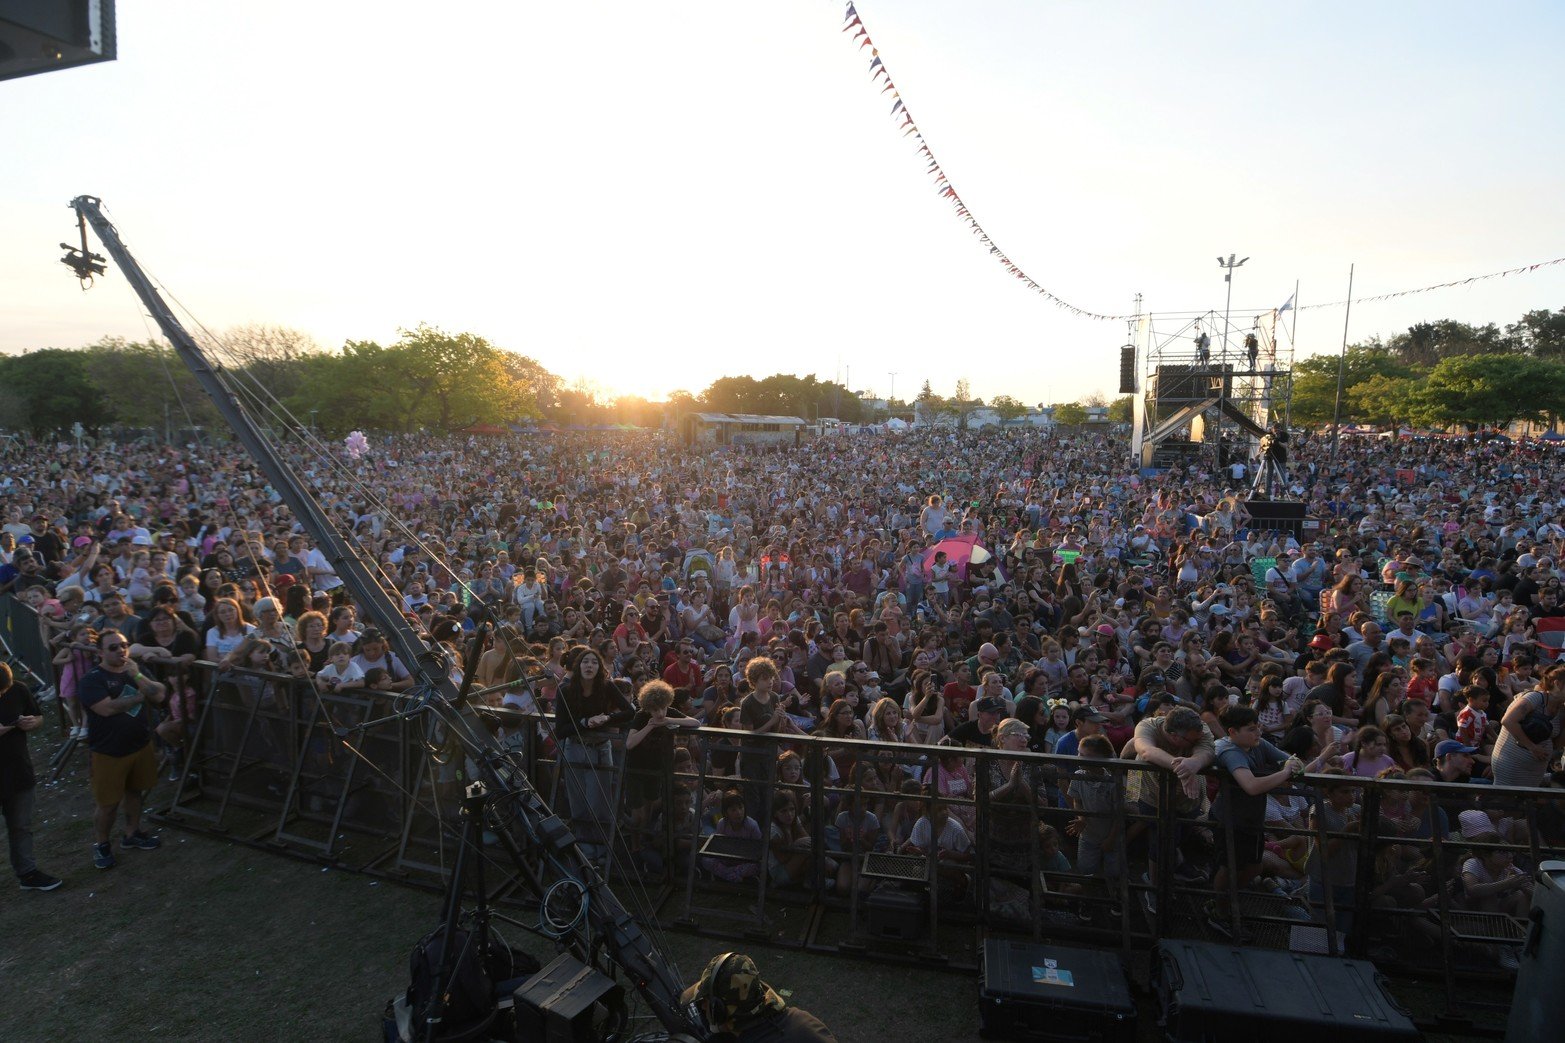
[1119,345,1136,394]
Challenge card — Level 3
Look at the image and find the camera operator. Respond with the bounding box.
[79,630,168,870]
[0,662,62,891]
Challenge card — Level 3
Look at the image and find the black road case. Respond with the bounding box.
[979,939,1137,1041]
[866,885,927,940]
[1153,940,1420,1042]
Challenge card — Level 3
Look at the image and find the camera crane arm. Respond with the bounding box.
[66,195,707,1041]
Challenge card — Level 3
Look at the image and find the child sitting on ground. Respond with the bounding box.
[702,789,762,883]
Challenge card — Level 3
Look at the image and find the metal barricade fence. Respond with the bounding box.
[0,593,59,699]
[164,664,416,864]
[147,701,1565,990]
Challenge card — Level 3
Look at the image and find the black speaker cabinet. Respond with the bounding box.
[1244,498,1308,540]
[1154,940,1419,1042]
[867,885,927,941]
[513,954,624,1043]
[0,0,116,82]
[980,939,1136,1041]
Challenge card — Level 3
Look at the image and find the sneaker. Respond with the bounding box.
[19,870,63,891]
[121,831,162,851]
[1204,902,1254,944]
[93,843,116,870]
[73,726,88,739]
[1498,947,1520,972]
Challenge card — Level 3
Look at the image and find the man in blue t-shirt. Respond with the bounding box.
[1207,705,1303,941]
[78,631,169,870]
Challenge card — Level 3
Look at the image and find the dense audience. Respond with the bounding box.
[3,424,1564,969]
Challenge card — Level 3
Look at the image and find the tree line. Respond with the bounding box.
[1290,308,1565,430]
[0,325,875,438]
[7,306,1555,440]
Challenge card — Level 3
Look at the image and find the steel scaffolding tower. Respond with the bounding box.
[1129,307,1294,471]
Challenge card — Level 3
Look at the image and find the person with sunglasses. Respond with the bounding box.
[78,631,169,870]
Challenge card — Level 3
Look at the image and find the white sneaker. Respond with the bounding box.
[73,726,88,739]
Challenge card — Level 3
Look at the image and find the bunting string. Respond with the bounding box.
[843,3,1564,324]
[1295,256,1565,311]
[842,2,1128,321]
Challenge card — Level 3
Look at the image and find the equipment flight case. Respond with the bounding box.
[1153,939,1420,1042]
[979,939,1137,1041]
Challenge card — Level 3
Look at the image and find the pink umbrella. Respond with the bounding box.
[921,534,992,580]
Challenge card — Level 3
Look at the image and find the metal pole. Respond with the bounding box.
[1283,279,1299,427]
[1221,269,1234,472]
[1329,264,1355,468]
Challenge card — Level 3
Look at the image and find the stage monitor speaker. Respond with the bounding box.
[1119,345,1136,393]
[0,0,116,82]
[1244,498,1308,540]
[514,954,624,1043]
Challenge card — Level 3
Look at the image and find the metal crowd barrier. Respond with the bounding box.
[0,594,58,699]
[145,691,1565,1006]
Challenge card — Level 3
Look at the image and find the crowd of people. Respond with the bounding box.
[2,423,1564,968]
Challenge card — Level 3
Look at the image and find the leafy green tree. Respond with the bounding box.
[989,394,1030,421]
[1347,374,1421,429]
[1410,354,1565,430]
[80,337,220,431]
[1052,402,1087,427]
[1507,308,1565,359]
[285,341,407,434]
[665,389,697,419]
[701,375,763,414]
[1389,320,1509,368]
[390,324,537,431]
[1107,396,1134,424]
[501,352,561,414]
[1290,342,1414,426]
[913,379,944,425]
[0,349,106,437]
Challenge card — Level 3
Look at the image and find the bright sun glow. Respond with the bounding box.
[2,1,1562,405]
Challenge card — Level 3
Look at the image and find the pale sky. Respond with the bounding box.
[3,1,1562,407]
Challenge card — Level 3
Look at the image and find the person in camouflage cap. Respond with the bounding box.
[681,952,837,1041]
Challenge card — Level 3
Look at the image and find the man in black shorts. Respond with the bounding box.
[78,631,168,870]
[1208,705,1303,941]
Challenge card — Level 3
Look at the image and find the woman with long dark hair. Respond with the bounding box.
[553,645,635,854]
